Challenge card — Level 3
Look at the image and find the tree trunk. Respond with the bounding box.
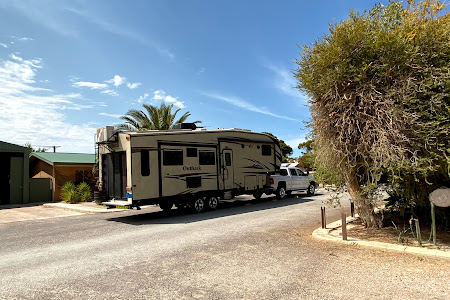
[345,172,381,228]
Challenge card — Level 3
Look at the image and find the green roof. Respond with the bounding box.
[0,140,28,153]
[30,152,95,165]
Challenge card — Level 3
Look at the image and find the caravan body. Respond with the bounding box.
[97,126,281,210]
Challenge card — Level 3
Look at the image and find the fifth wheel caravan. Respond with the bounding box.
[96,124,281,212]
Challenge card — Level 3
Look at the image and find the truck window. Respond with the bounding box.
[163,149,183,165]
[262,145,271,156]
[141,150,150,176]
[199,150,215,165]
[289,169,298,176]
[280,169,288,176]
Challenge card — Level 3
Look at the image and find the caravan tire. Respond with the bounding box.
[191,197,206,213]
[159,202,173,211]
[253,191,263,200]
[207,196,219,210]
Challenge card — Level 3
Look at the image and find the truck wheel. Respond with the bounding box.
[159,202,173,211]
[191,197,205,213]
[276,186,287,199]
[207,196,219,210]
[307,183,315,195]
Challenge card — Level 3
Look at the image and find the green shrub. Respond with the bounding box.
[61,182,77,203]
[77,182,91,202]
[60,181,91,203]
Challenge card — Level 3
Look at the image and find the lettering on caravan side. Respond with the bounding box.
[183,166,202,171]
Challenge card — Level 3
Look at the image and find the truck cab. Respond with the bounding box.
[267,163,316,199]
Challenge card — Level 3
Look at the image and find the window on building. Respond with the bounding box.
[141,150,150,176]
[199,150,215,165]
[163,149,183,165]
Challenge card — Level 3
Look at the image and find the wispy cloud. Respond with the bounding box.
[0,53,95,152]
[67,8,175,60]
[0,43,7,48]
[262,61,308,102]
[138,93,150,103]
[100,89,119,96]
[99,112,122,118]
[73,81,108,90]
[11,36,34,41]
[2,2,79,37]
[201,91,298,122]
[127,82,141,89]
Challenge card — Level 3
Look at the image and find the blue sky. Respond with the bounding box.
[0,0,388,154]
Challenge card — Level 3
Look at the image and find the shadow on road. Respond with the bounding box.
[106,193,318,225]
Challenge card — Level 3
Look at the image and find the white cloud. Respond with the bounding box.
[152,90,185,108]
[67,8,175,60]
[0,53,95,153]
[73,81,108,90]
[0,43,7,48]
[11,36,34,41]
[138,93,149,103]
[126,82,141,89]
[100,89,119,96]
[202,91,299,122]
[9,53,23,62]
[106,75,126,87]
[262,61,308,102]
[99,112,122,118]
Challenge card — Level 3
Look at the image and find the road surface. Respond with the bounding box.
[0,190,448,299]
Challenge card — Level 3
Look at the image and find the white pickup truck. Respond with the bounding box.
[267,163,316,199]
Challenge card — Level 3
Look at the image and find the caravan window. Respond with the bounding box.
[199,150,215,165]
[187,148,198,157]
[262,145,272,156]
[141,150,150,176]
[225,152,232,166]
[163,150,183,165]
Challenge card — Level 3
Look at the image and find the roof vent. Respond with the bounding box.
[171,123,197,130]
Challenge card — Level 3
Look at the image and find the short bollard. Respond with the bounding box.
[321,207,326,229]
[341,213,347,240]
[350,201,355,217]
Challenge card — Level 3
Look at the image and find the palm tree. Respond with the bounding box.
[116,103,201,131]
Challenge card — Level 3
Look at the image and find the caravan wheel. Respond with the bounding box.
[191,197,205,213]
[207,196,219,210]
[159,202,173,211]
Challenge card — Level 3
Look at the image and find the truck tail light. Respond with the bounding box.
[269,178,274,185]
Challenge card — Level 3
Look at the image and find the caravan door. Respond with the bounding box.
[222,149,234,190]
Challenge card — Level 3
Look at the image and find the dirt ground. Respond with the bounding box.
[348,216,450,252]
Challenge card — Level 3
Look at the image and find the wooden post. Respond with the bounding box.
[342,213,347,240]
[350,201,355,217]
[415,219,422,245]
[431,203,436,245]
[321,207,326,229]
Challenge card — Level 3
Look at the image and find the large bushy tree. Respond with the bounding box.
[117,103,201,131]
[295,0,450,227]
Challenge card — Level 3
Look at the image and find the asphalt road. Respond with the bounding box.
[0,190,449,299]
